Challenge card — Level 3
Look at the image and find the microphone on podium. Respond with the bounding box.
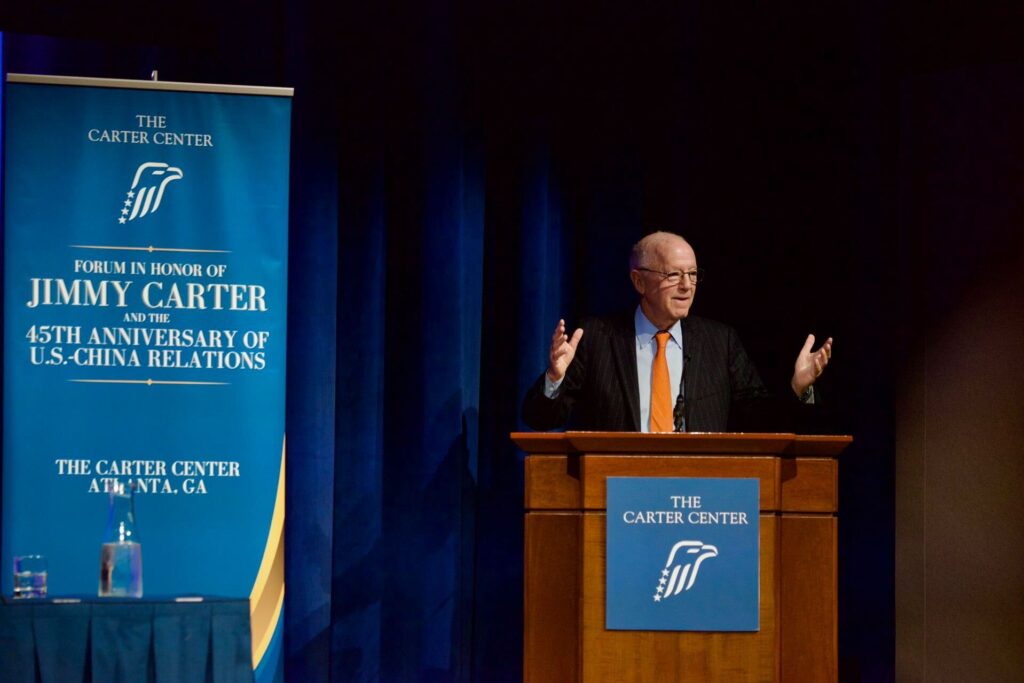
[674,353,690,433]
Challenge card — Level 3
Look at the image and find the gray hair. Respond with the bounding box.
[629,231,690,270]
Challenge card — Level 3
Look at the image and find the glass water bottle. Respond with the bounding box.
[98,480,143,597]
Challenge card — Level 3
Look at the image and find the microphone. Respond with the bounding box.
[674,352,690,433]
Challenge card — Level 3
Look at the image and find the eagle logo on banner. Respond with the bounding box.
[653,540,718,602]
[118,162,184,224]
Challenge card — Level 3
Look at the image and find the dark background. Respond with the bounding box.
[3,1,1023,681]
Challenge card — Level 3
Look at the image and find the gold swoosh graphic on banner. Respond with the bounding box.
[250,437,286,669]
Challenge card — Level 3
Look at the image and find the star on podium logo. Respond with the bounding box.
[118,162,183,224]
[653,540,718,602]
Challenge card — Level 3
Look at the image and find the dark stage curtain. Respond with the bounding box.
[0,0,921,679]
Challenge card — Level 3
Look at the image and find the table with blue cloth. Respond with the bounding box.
[0,596,253,683]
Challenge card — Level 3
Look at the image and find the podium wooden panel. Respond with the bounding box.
[513,432,851,683]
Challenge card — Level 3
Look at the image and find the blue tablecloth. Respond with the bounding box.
[0,597,253,683]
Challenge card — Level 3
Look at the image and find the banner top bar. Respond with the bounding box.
[6,73,294,97]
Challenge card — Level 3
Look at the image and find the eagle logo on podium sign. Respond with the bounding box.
[653,540,718,602]
[117,162,184,224]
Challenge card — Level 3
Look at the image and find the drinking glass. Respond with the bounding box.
[13,555,47,599]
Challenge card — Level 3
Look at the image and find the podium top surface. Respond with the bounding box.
[510,431,852,457]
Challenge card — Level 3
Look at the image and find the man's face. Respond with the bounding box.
[630,237,698,327]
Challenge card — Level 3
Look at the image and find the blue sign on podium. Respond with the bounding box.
[606,477,760,631]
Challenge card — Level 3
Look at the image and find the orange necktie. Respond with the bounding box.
[650,331,673,432]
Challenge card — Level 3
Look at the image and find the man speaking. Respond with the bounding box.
[521,231,832,432]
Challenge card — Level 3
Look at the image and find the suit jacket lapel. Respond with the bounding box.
[683,316,704,410]
[609,312,640,430]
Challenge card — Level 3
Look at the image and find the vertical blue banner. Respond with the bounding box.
[2,75,291,677]
[606,477,760,631]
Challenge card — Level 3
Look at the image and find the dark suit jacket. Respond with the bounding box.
[522,312,798,432]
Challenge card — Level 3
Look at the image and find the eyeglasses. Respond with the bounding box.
[635,267,704,285]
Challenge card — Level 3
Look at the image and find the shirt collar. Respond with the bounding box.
[634,306,682,348]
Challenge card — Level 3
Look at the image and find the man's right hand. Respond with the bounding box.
[547,319,584,383]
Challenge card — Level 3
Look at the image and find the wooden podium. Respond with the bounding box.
[512,432,852,683]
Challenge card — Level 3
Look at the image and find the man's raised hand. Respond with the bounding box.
[547,319,584,383]
[791,334,832,397]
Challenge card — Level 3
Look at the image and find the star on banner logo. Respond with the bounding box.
[117,162,183,223]
[652,540,718,602]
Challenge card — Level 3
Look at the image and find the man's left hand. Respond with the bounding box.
[791,334,832,397]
